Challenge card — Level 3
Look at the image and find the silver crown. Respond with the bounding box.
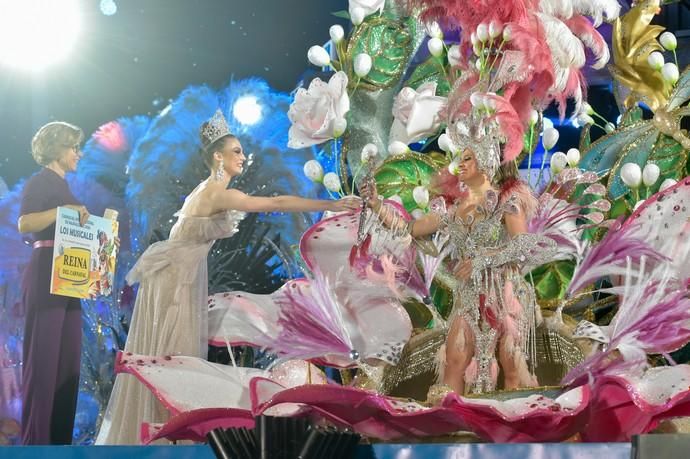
[449,111,502,180]
[201,109,232,147]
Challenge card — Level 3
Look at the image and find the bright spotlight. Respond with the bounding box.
[233,96,263,126]
[0,0,83,72]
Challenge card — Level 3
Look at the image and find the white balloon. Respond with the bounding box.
[661,62,679,84]
[329,25,345,44]
[350,7,365,26]
[323,172,342,192]
[489,20,503,39]
[542,128,560,151]
[476,23,489,42]
[354,53,372,77]
[438,133,454,153]
[647,51,665,70]
[642,163,660,187]
[303,159,324,182]
[550,152,568,173]
[620,163,642,188]
[426,21,443,39]
[388,141,409,155]
[307,45,331,67]
[447,45,461,66]
[412,186,430,208]
[566,148,580,167]
[660,178,678,191]
[660,31,677,51]
[360,143,378,162]
[333,118,347,137]
[427,37,444,57]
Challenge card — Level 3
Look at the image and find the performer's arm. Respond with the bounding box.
[215,188,360,213]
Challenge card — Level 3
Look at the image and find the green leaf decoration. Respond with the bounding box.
[647,133,689,193]
[347,16,415,90]
[578,121,655,199]
[529,260,575,306]
[609,197,630,219]
[607,128,659,199]
[579,125,591,152]
[429,278,453,319]
[619,106,643,128]
[331,10,350,19]
[374,152,440,212]
[404,56,451,96]
[667,66,690,110]
[401,299,434,329]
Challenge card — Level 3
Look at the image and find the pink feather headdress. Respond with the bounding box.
[401,0,620,166]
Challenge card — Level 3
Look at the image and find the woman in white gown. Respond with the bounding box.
[96,110,359,444]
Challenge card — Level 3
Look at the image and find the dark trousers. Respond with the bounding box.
[21,249,82,445]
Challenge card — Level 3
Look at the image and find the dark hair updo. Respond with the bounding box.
[198,121,236,169]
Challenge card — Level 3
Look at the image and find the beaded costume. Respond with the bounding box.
[436,188,556,393]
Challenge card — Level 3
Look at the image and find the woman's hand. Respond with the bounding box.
[454,259,473,282]
[65,205,90,226]
[328,196,362,212]
[359,178,379,209]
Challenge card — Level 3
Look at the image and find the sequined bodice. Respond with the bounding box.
[444,189,519,260]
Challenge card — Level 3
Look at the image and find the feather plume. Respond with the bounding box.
[563,260,690,386]
[567,218,667,297]
[565,15,610,69]
[539,0,621,27]
[273,273,354,362]
[537,13,587,69]
[419,232,451,293]
[571,0,621,27]
[486,94,526,162]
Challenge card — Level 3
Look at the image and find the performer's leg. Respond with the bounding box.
[442,316,475,395]
[21,295,69,445]
[50,297,82,445]
[498,333,535,390]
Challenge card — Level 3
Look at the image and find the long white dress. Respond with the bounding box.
[96,206,245,445]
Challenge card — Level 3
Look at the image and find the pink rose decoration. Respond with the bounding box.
[389,82,447,145]
[288,71,350,148]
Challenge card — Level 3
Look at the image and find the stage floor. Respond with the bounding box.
[0,442,633,459]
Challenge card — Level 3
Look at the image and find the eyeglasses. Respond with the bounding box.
[64,144,82,153]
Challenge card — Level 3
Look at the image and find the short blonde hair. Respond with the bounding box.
[31,121,84,166]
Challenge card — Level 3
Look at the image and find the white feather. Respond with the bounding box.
[539,0,574,19]
[572,0,622,27]
[537,13,587,69]
[540,0,622,27]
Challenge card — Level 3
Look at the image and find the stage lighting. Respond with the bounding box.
[233,96,263,126]
[0,0,82,71]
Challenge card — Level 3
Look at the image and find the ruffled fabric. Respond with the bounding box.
[96,209,246,445]
[117,352,690,444]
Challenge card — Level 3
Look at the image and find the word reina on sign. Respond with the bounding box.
[50,207,119,299]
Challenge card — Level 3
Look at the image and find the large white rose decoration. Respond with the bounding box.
[349,0,385,19]
[389,82,447,145]
[288,71,351,148]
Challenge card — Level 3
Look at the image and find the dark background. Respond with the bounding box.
[0,0,348,187]
[2,1,690,188]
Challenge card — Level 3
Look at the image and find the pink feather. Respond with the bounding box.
[499,178,538,219]
[464,357,479,384]
[565,15,610,70]
[490,358,500,385]
[485,94,525,162]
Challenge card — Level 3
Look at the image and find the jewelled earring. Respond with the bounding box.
[215,159,225,181]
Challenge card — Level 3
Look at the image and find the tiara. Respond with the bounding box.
[449,111,502,180]
[201,109,232,146]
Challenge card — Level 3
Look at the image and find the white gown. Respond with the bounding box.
[96,206,245,445]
